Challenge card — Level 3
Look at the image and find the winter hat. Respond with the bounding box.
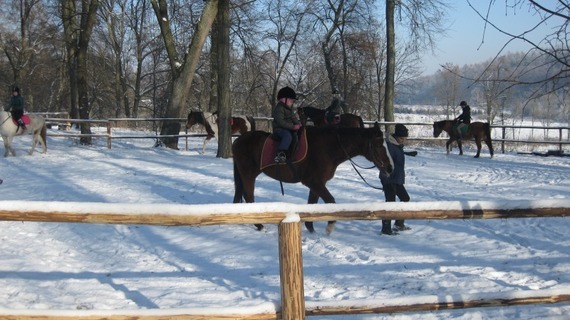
[394,123,409,137]
[277,86,297,100]
[12,86,20,93]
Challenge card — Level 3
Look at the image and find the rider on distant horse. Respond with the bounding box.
[5,86,26,131]
[454,100,471,139]
[272,86,301,163]
[325,88,346,125]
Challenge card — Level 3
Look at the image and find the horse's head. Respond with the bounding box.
[186,111,201,129]
[296,106,308,126]
[366,122,393,175]
[433,121,443,138]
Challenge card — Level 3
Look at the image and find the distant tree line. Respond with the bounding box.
[400,1,569,127]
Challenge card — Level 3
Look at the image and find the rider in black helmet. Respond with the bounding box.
[4,86,26,131]
[272,86,301,163]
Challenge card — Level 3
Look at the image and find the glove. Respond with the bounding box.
[293,124,301,131]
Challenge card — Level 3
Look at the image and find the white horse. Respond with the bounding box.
[0,111,47,157]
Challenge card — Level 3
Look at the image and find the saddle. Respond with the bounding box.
[260,128,308,170]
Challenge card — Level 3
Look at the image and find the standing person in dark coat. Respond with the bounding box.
[272,86,301,163]
[5,86,26,131]
[379,123,411,235]
[455,100,471,139]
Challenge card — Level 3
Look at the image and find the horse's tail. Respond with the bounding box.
[41,122,47,149]
[247,116,256,131]
[484,122,494,157]
[233,160,244,203]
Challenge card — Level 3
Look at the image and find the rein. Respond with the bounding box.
[336,133,383,191]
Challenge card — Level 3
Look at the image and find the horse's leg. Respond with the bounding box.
[308,184,337,235]
[5,136,16,157]
[29,130,39,155]
[2,136,9,157]
[304,191,320,233]
[474,137,482,158]
[446,139,452,155]
[201,137,211,154]
[457,139,463,155]
[485,137,494,158]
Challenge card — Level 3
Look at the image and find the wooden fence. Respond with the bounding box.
[0,200,569,319]
[40,116,569,154]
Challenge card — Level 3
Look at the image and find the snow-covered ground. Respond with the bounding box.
[0,124,569,319]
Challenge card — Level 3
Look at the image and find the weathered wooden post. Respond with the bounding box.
[278,214,305,319]
[107,120,112,149]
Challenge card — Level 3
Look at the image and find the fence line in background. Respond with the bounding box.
[39,116,570,153]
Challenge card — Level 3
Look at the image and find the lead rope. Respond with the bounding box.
[337,134,384,190]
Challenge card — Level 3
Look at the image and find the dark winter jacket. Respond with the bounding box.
[272,101,300,131]
[379,134,406,185]
[5,95,24,112]
[326,97,346,115]
[456,105,471,124]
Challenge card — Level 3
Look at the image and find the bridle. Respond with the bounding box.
[337,133,386,190]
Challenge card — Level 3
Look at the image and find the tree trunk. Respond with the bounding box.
[76,0,100,145]
[215,0,232,158]
[152,0,219,149]
[384,0,396,133]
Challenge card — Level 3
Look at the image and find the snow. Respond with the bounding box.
[0,125,569,319]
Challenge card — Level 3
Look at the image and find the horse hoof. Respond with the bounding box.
[326,221,336,236]
[254,224,264,231]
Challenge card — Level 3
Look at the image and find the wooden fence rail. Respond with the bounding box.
[0,200,569,319]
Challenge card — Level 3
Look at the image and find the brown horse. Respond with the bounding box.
[232,123,393,235]
[186,111,255,154]
[297,106,364,128]
[433,120,494,158]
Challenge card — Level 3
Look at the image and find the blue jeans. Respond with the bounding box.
[274,128,293,151]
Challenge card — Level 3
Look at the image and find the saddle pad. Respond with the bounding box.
[260,128,308,170]
[12,115,31,125]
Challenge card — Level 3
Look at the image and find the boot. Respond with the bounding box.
[274,151,287,163]
[18,119,26,131]
[393,220,411,232]
[381,220,397,235]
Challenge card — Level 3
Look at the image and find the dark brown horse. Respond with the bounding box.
[297,106,364,128]
[232,123,393,235]
[433,120,494,158]
[186,111,255,154]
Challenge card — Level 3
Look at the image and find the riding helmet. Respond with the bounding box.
[394,123,409,137]
[277,86,297,100]
[459,101,467,107]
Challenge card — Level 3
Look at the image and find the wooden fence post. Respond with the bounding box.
[278,216,305,320]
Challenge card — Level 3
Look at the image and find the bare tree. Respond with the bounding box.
[435,63,460,119]
[385,0,448,130]
[151,0,218,149]
[468,0,569,103]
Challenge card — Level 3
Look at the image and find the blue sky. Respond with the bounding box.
[420,0,559,75]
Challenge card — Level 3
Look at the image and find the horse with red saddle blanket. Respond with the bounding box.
[0,111,47,157]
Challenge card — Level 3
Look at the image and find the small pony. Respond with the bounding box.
[0,111,47,157]
[433,120,494,158]
[186,111,255,154]
[297,105,364,128]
